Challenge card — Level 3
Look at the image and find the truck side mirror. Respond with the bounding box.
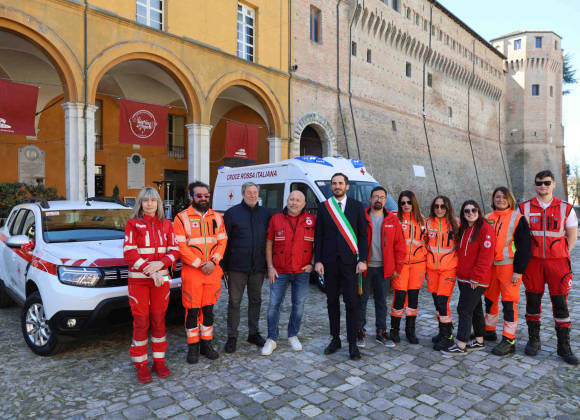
[6,235,33,249]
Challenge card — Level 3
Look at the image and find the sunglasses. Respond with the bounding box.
[193,193,211,199]
[400,200,412,205]
[434,204,447,210]
[535,180,552,186]
[463,208,478,214]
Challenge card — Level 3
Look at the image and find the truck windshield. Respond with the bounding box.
[316,180,397,211]
[41,209,132,243]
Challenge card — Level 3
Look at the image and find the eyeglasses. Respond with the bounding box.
[372,196,387,200]
[401,200,412,205]
[193,193,211,199]
[535,180,552,186]
[463,208,478,214]
[434,204,447,210]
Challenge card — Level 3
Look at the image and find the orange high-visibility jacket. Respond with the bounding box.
[173,206,228,270]
[425,217,457,271]
[486,209,522,264]
[400,212,427,264]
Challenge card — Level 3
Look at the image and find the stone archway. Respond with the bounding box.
[293,113,337,158]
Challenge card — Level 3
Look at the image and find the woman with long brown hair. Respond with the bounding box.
[441,200,495,355]
[425,195,459,350]
[389,191,426,344]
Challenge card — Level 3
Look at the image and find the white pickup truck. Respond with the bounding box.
[0,198,182,356]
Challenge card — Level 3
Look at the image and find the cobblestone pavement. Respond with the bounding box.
[1,250,579,420]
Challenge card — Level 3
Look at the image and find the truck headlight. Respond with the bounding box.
[58,266,102,287]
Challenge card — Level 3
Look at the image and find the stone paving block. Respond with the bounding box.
[388,405,417,419]
[146,396,174,410]
[368,397,394,410]
[239,403,266,417]
[490,392,511,405]
[302,405,322,418]
[155,404,184,419]
[122,405,151,419]
[263,398,286,410]
[435,401,465,417]
[276,406,300,420]
[331,406,360,419]
[416,394,438,406]
[179,397,201,410]
[394,396,418,409]
[413,403,438,418]
[304,392,328,404]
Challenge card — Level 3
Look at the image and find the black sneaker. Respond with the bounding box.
[356,329,366,348]
[440,343,467,356]
[376,330,396,348]
[224,336,237,353]
[465,339,485,351]
[247,333,266,347]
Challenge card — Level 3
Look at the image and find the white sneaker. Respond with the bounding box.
[261,339,277,356]
[288,336,303,351]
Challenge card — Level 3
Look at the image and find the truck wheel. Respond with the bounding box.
[0,280,14,308]
[21,292,63,356]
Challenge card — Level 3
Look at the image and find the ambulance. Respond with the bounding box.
[212,155,397,214]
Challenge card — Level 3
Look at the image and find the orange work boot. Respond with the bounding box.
[152,360,171,378]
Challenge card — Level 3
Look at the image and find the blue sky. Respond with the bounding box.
[440,0,580,168]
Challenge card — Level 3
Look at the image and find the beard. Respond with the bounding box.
[373,202,383,210]
[193,200,210,212]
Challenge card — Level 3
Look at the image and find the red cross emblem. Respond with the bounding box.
[228,192,233,200]
[360,168,365,175]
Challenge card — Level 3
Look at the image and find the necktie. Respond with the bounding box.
[338,201,342,210]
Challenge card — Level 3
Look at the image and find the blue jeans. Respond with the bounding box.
[267,272,310,341]
[357,266,389,332]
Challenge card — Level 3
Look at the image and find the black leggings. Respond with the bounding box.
[456,282,486,342]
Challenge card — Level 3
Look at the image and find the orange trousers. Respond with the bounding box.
[426,268,456,323]
[182,266,222,344]
[391,262,425,317]
[484,264,521,339]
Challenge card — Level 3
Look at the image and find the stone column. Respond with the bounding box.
[61,102,98,200]
[267,137,282,163]
[186,123,212,184]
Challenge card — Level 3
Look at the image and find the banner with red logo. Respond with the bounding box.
[225,121,258,160]
[119,99,168,146]
[0,79,39,136]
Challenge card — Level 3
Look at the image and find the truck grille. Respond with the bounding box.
[99,261,182,287]
[100,266,129,287]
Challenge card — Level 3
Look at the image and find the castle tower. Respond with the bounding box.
[491,31,566,200]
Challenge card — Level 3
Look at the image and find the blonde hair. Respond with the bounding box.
[130,187,165,221]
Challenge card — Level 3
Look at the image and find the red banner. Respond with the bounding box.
[0,79,39,136]
[225,121,258,160]
[119,99,168,146]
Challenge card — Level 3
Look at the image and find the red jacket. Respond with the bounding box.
[267,210,315,274]
[456,221,495,287]
[123,215,180,284]
[519,197,573,259]
[365,207,406,278]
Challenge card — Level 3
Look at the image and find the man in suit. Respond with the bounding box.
[314,173,368,360]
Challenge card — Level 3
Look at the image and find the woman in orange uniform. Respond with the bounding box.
[484,187,531,355]
[425,196,459,350]
[123,187,180,383]
[390,191,426,344]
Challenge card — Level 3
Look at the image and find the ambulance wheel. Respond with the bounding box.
[21,292,63,356]
[0,280,15,308]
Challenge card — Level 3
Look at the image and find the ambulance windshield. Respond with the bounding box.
[316,181,397,211]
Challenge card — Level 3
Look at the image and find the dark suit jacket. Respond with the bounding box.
[314,197,368,265]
